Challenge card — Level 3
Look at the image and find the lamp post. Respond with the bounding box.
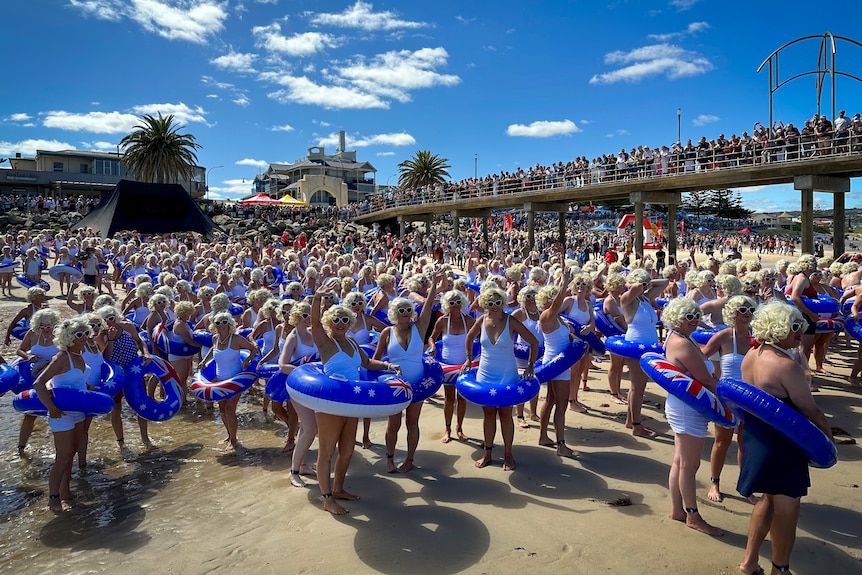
[677,108,682,144]
[385,173,398,191]
[474,154,478,180]
[206,165,223,201]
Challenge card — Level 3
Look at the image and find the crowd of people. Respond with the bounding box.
[0,213,849,574]
[350,110,862,216]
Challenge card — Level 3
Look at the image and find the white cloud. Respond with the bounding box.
[649,21,710,42]
[206,94,219,99]
[252,23,340,56]
[670,0,701,10]
[271,124,295,132]
[236,158,268,168]
[692,114,719,126]
[506,120,581,138]
[69,0,228,44]
[318,131,416,148]
[211,51,258,73]
[7,113,32,122]
[307,1,428,31]
[263,74,388,109]
[589,43,713,84]
[455,15,475,24]
[43,110,140,133]
[84,141,122,152]
[337,47,460,103]
[0,138,76,156]
[42,103,209,134]
[208,178,253,200]
[315,120,332,127]
[376,151,395,156]
[233,95,251,107]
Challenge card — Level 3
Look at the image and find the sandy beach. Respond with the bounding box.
[0,249,860,575]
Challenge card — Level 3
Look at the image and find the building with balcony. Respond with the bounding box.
[1,150,206,198]
[252,131,377,207]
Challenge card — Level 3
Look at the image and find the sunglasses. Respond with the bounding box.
[331,316,351,324]
[89,324,101,330]
[641,282,650,288]
[764,276,775,281]
[523,293,536,300]
[790,321,805,333]
[322,295,334,301]
[40,324,53,329]
[738,306,756,314]
[73,331,89,339]
[810,272,823,277]
[575,282,587,287]
[214,319,230,326]
[396,306,413,315]
[104,315,116,322]
[486,299,503,307]
[683,312,702,321]
[448,300,462,306]
[300,313,310,319]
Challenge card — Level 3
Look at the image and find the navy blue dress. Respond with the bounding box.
[737,397,810,499]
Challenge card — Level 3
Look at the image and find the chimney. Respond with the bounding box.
[338,130,346,154]
[15,153,21,158]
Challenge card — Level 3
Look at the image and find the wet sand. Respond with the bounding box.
[0,250,860,574]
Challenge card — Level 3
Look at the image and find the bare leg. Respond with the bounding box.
[455,392,468,440]
[290,401,318,488]
[361,418,372,448]
[626,361,655,437]
[538,381,556,445]
[707,424,735,502]
[500,406,516,471]
[332,417,359,499]
[740,495,775,574]
[17,415,37,453]
[528,395,540,421]
[316,413,348,515]
[385,412,402,473]
[476,406,496,468]
[49,427,77,512]
[552,379,578,458]
[399,402,422,472]
[608,353,627,403]
[442,385,455,442]
[671,433,723,536]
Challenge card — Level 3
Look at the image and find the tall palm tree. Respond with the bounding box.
[119,113,201,184]
[397,150,451,190]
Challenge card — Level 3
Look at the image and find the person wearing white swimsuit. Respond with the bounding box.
[311,287,398,515]
[701,295,755,504]
[461,287,538,471]
[31,316,93,513]
[374,273,443,473]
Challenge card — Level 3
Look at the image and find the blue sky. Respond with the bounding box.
[2,1,862,212]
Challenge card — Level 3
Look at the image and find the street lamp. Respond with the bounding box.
[677,108,682,144]
[206,165,223,200]
[385,172,398,191]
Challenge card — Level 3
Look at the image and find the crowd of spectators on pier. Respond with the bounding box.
[350,110,862,217]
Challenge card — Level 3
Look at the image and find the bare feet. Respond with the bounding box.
[503,454,516,471]
[669,512,686,522]
[529,413,540,423]
[611,394,628,405]
[398,458,414,473]
[456,428,468,441]
[685,513,724,537]
[568,400,587,413]
[282,438,296,454]
[632,424,657,438]
[516,415,530,429]
[299,464,316,477]
[736,563,766,575]
[538,436,554,447]
[322,496,348,515]
[441,429,452,444]
[290,471,307,488]
[361,437,372,449]
[475,448,493,468]
[849,376,862,387]
[747,494,760,505]
[332,489,359,501]
[707,483,724,503]
[556,442,581,459]
[386,455,398,473]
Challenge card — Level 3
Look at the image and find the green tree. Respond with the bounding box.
[707,189,753,220]
[679,190,711,221]
[119,113,201,184]
[397,150,451,190]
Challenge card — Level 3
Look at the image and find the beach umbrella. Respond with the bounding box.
[693,226,711,234]
[589,223,617,232]
[240,193,281,205]
[737,227,758,234]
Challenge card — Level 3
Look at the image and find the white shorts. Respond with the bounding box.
[665,395,708,438]
[48,411,86,433]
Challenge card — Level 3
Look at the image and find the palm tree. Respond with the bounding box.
[397,150,451,191]
[119,113,201,184]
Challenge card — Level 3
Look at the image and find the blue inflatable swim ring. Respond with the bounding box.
[123,356,184,421]
[605,335,663,359]
[364,355,444,404]
[286,362,413,418]
[786,295,839,314]
[716,377,837,468]
[535,339,588,384]
[561,314,606,355]
[593,304,625,337]
[455,369,540,408]
[640,352,738,428]
[13,387,114,417]
[92,360,125,397]
[11,318,29,340]
[0,363,22,396]
[257,364,290,403]
[15,274,50,292]
[191,351,260,402]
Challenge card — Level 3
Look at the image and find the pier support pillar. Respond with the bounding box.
[397,215,406,237]
[559,211,566,246]
[794,175,850,256]
[629,191,681,259]
[527,209,535,250]
[451,210,460,239]
[833,191,846,257]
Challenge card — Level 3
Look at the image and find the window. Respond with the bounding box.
[80,163,89,174]
[53,162,64,172]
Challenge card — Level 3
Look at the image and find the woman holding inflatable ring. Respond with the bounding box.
[31,317,93,513]
[460,286,539,471]
[736,301,833,575]
[620,269,668,438]
[662,298,724,538]
[311,286,399,515]
[786,254,820,359]
[700,296,756,504]
[199,312,260,453]
[374,271,444,473]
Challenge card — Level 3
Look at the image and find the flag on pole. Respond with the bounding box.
[503,213,513,232]
[472,218,479,233]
